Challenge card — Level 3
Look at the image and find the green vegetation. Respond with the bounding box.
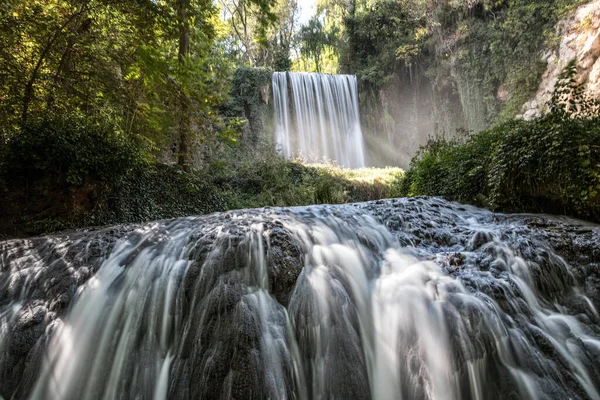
[0,0,409,238]
[0,0,237,168]
[296,16,338,73]
[0,114,221,235]
[221,67,272,146]
[399,65,600,222]
[0,118,402,236]
[1,0,598,236]
[0,0,295,167]
[214,156,403,209]
[1,114,140,187]
[307,0,587,131]
[399,117,600,221]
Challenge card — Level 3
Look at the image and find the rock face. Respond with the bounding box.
[520,0,600,119]
[1,198,600,400]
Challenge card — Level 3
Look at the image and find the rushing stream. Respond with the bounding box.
[1,198,600,399]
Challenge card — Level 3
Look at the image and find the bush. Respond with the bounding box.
[0,114,227,236]
[400,115,600,221]
[0,111,403,237]
[0,114,140,187]
[89,164,226,225]
[213,149,402,210]
[489,116,600,218]
[399,125,505,204]
[0,160,226,237]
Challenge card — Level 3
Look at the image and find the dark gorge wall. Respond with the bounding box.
[357,57,534,169]
[359,71,469,168]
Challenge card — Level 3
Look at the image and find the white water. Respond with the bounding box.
[272,72,367,168]
[1,199,600,399]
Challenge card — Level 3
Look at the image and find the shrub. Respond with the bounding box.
[213,148,402,210]
[489,116,600,219]
[400,126,504,205]
[400,116,600,221]
[90,164,226,225]
[0,114,140,187]
[0,160,226,237]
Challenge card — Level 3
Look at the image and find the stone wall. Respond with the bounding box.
[520,0,600,119]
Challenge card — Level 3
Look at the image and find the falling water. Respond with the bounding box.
[1,198,600,399]
[272,72,366,168]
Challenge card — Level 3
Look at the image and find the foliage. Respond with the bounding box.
[94,164,226,225]
[0,0,276,166]
[220,67,272,145]
[317,0,588,128]
[443,0,584,124]
[401,115,600,221]
[297,16,338,73]
[399,128,503,205]
[549,59,600,119]
[0,141,403,236]
[0,114,140,187]
[211,145,402,209]
[488,116,600,219]
[219,0,295,69]
[0,162,226,237]
[399,68,600,222]
[343,1,427,85]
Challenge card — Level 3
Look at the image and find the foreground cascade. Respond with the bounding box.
[1,198,600,400]
[272,71,366,168]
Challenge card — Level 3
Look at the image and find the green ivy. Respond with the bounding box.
[220,67,272,146]
[400,114,600,222]
[1,113,141,188]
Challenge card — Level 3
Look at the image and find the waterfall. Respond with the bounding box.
[272,72,367,168]
[2,198,600,399]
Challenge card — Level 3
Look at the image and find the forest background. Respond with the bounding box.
[1,0,598,236]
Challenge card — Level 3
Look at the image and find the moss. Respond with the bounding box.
[221,67,272,146]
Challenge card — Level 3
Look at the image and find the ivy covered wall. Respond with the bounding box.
[222,67,273,147]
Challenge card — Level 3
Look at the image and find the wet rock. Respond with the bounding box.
[1,197,600,400]
[265,225,304,306]
[468,230,495,250]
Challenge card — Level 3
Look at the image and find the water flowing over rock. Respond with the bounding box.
[1,198,600,399]
[272,72,366,168]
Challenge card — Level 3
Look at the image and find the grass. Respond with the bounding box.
[214,154,404,211]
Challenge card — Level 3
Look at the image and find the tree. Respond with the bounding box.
[298,16,331,72]
[0,0,177,134]
[219,0,294,69]
[0,0,271,165]
[20,0,92,124]
[176,0,191,169]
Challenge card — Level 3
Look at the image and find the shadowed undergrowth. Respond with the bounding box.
[0,119,403,237]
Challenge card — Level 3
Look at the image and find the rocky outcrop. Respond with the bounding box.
[1,199,599,399]
[520,0,600,119]
[0,226,134,398]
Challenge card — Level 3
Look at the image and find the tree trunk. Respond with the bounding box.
[177,0,191,171]
[21,4,89,125]
[46,18,93,110]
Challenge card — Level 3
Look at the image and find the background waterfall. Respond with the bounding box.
[273,72,367,168]
[2,198,600,399]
